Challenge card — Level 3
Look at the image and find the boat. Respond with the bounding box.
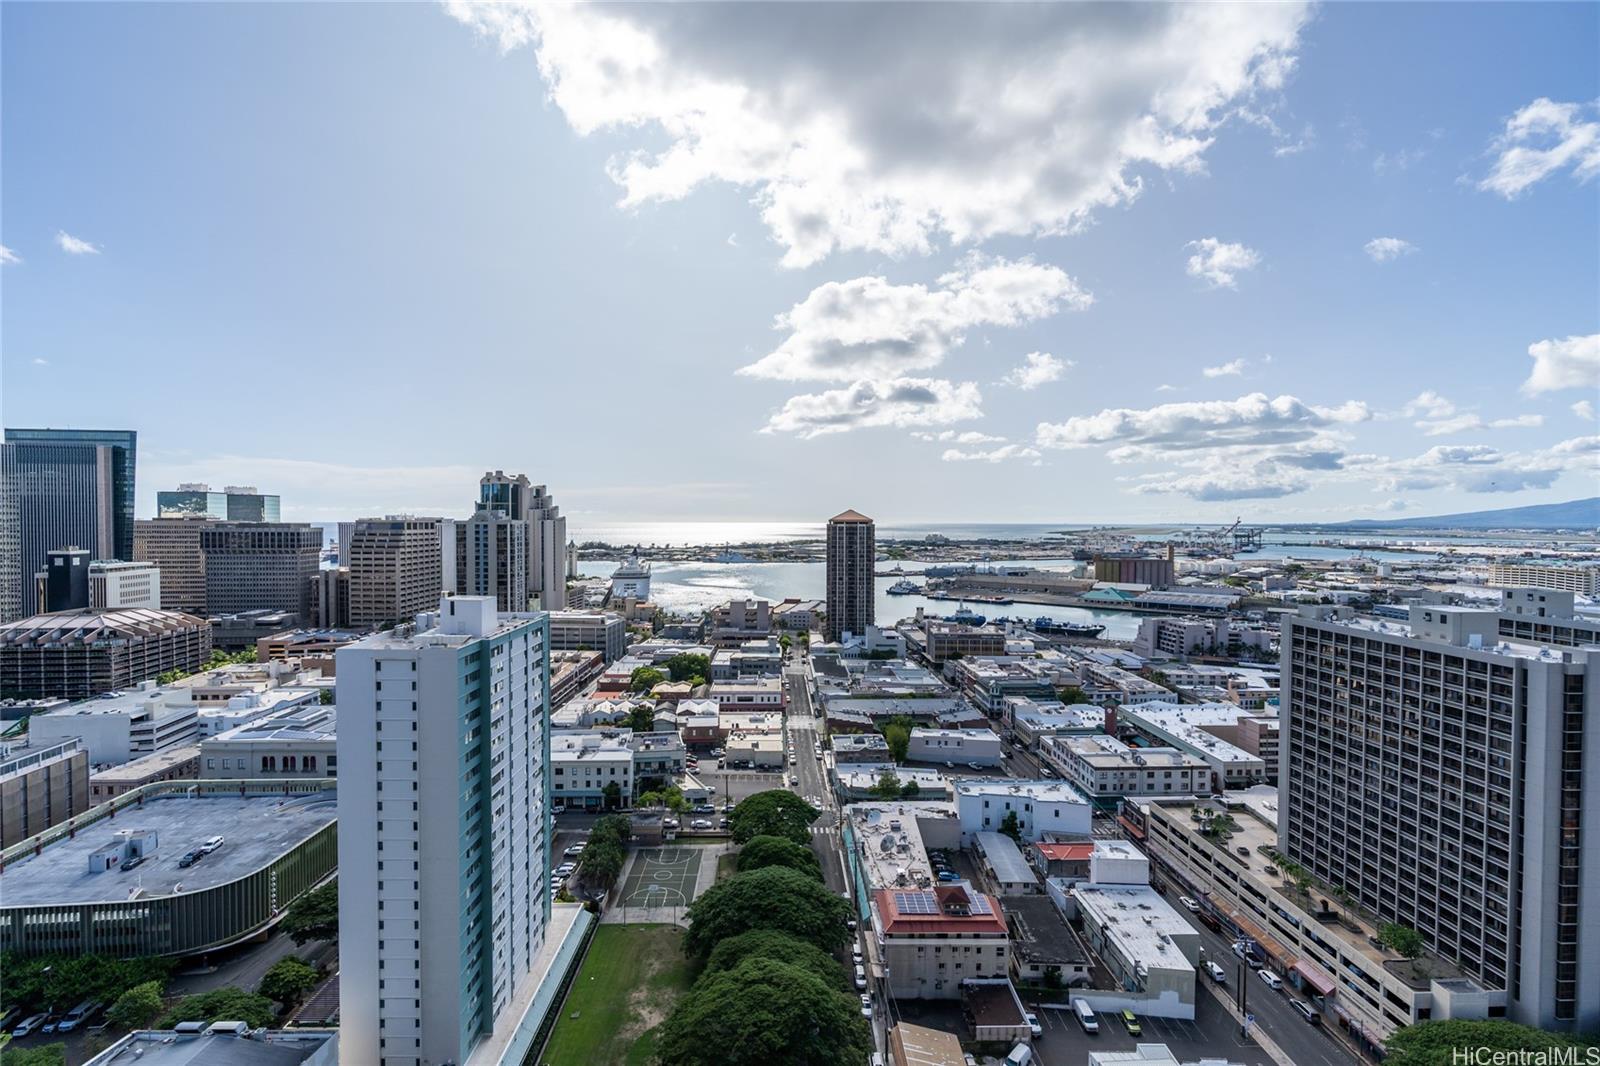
[886,580,920,595]
[946,606,986,626]
[1031,617,1105,638]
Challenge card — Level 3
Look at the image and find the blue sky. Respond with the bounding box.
[3,2,1596,530]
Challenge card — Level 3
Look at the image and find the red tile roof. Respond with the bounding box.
[874,887,1008,937]
[1033,842,1094,861]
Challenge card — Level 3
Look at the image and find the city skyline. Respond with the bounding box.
[2,3,1596,527]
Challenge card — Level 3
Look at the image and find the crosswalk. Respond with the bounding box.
[810,825,840,839]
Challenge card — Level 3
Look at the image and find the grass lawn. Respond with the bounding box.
[541,924,697,1066]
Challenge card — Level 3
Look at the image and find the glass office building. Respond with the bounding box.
[157,484,280,522]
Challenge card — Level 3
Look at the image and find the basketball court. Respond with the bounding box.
[618,846,704,909]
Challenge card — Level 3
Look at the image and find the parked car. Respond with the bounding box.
[564,842,586,857]
[690,819,712,829]
[1292,1000,1322,1025]
[551,803,567,815]
[718,818,730,828]
[692,804,715,815]
[12,1014,48,1038]
[937,871,960,883]
[1204,961,1227,984]
[200,835,226,854]
[120,855,145,872]
[945,761,955,769]
[177,850,203,868]
[1259,970,1284,991]
[1039,766,1055,778]
[555,862,575,875]
[852,947,863,965]
[789,776,799,786]
[663,817,679,829]
[967,762,982,771]
[854,965,868,990]
[1178,895,1201,912]
[57,1000,103,1033]
[1024,1012,1042,1037]
[859,994,872,1019]
[1120,1009,1142,1036]
[1232,940,1252,960]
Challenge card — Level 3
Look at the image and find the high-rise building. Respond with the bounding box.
[33,547,92,614]
[346,517,447,628]
[476,473,566,609]
[1281,603,1599,1031]
[337,596,551,1066]
[134,517,210,614]
[455,509,529,613]
[199,523,322,619]
[156,483,281,522]
[311,567,353,628]
[2,429,137,619]
[825,509,875,642]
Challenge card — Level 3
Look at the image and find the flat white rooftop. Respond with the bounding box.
[953,778,1090,804]
[1073,883,1195,971]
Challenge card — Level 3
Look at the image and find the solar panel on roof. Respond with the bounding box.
[894,891,937,914]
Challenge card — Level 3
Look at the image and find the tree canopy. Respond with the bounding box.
[1380,923,1424,961]
[999,810,1023,843]
[579,814,632,886]
[0,952,172,1015]
[736,835,822,880]
[880,718,912,763]
[259,956,320,1006]
[629,666,666,693]
[685,867,852,957]
[728,790,818,847]
[1,1046,66,1066]
[281,880,338,945]
[627,703,656,733]
[106,980,166,1032]
[654,956,870,1066]
[664,653,710,685]
[1384,1020,1594,1066]
[156,988,277,1030]
[703,928,847,989]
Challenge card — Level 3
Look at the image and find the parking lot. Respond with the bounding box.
[1029,997,1277,1066]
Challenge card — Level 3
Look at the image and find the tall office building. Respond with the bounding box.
[455,510,529,613]
[476,473,566,609]
[337,596,551,1066]
[33,547,92,613]
[2,429,137,619]
[1281,602,1598,1031]
[825,509,875,642]
[199,522,322,618]
[156,483,281,522]
[347,517,447,628]
[134,517,210,614]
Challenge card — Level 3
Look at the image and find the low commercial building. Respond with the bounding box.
[195,688,324,738]
[1004,892,1091,987]
[1089,1045,1252,1066]
[906,728,1002,766]
[887,1022,966,1066]
[1116,702,1273,787]
[773,598,824,631]
[550,731,633,809]
[953,779,1092,844]
[0,608,212,700]
[90,560,162,610]
[1004,697,1105,749]
[706,599,772,646]
[1040,734,1211,807]
[28,683,201,765]
[0,781,337,957]
[200,706,337,780]
[0,738,88,848]
[831,732,893,765]
[725,732,783,768]
[1078,661,1171,707]
[85,1027,338,1066]
[549,649,604,708]
[1028,841,1093,881]
[923,622,1007,662]
[547,610,627,664]
[948,658,1058,715]
[1132,616,1274,659]
[973,831,1039,894]
[254,629,362,669]
[838,767,949,801]
[631,731,687,784]
[709,678,785,713]
[870,883,1009,999]
[1072,880,1198,1019]
[88,744,201,799]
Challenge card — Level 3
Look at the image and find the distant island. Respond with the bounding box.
[1340,497,1599,531]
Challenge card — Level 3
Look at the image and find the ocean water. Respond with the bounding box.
[571,521,1088,546]
[579,557,1146,639]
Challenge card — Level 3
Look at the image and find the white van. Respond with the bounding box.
[1259,969,1284,991]
[1004,1044,1034,1066]
[1072,997,1099,1032]
[1205,960,1227,984]
[854,964,867,990]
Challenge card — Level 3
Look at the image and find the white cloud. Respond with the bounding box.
[1367,437,1594,495]
[1134,471,1308,501]
[999,351,1070,391]
[1202,358,1245,378]
[913,430,1006,444]
[941,443,1043,463]
[1377,498,1410,512]
[1184,238,1261,288]
[760,377,982,438]
[55,231,99,255]
[1573,400,1596,421]
[1415,412,1544,437]
[726,233,739,247]
[31,358,48,367]
[1402,391,1456,419]
[1155,383,1178,393]
[1036,392,1368,455]
[447,3,1309,267]
[1523,333,1600,395]
[739,253,1089,383]
[0,244,19,265]
[1478,98,1600,199]
[1364,237,1416,262]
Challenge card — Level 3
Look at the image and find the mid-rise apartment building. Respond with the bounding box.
[338,596,552,1066]
[1281,603,1599,1032]
[546,611,627,664]
[455,508,529,613]
[0,738,88,847]
[1488,562,1600,596]
[1040,734,1210,807]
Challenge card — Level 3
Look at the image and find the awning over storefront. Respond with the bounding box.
[1227,910,1296,967]
[1295,958,1337,996]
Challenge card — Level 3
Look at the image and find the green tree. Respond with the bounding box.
[684,867,852,957]
[258,957,319,1007]
[318,687,335,706]
[728,790,819,847]
[1,1046,67,1066]
[602,781,623,810]
[736,835,822,880]
[629,666,666,693]
[880,720,911,763]
[870,769,903,800]
[655,957,870,1066]
[628,703,656,733]
[579,838,626,886]
[1381,923,1425,964]
[281,880,338,945]
[105,980,165,1031]
[0,953,173,1016]
[1384,1020,1593,1066]
[900,779,921,799]
[664,653,711,685]
[999,810,1023,843]
[156,988,277,1029]
[1057,684,1086,704]
[702,929,847,989]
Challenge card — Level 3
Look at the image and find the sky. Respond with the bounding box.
[2,2,1596,532]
